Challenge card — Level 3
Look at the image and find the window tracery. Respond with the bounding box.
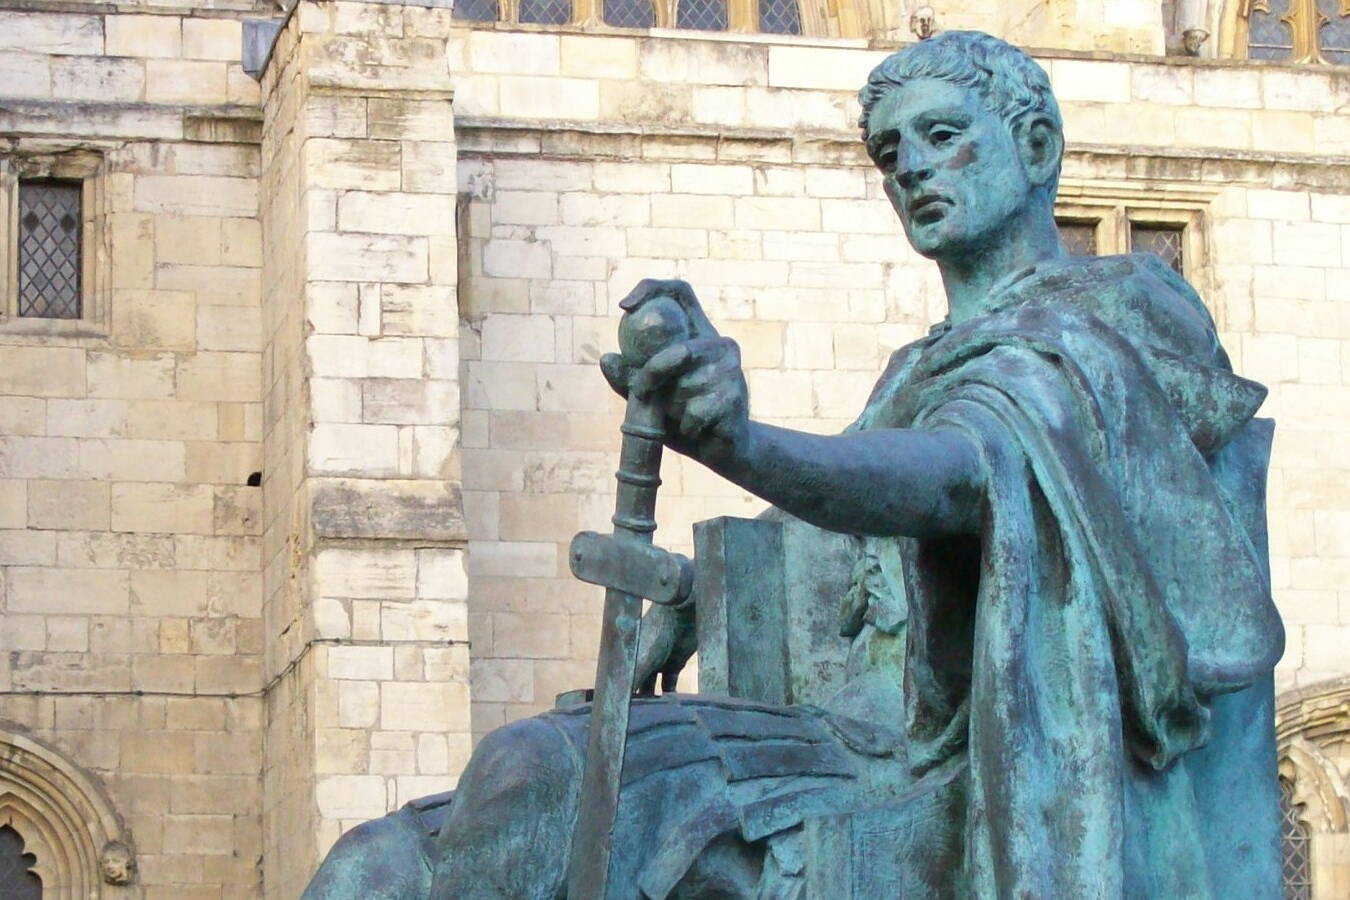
[1234,0,1350,62]
[453,0,803,34]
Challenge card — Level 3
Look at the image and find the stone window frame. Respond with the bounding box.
[0,149,111,340]
[1219,0,1350,63]
[1275,678,1350,900]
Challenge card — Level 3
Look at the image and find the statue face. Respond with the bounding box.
[865,78,1032,261]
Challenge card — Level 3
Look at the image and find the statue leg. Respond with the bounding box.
[429,717,581,899]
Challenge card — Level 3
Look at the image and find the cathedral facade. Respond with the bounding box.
[0,0,1347,895]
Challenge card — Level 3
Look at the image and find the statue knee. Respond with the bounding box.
[457,717,578,809]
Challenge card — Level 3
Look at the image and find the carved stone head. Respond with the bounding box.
[857,32,1065,262]
[100,840,135,886]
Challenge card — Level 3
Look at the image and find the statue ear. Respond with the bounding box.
[1014,114,1063,190]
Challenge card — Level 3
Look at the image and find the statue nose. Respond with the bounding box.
[897,165,934,191]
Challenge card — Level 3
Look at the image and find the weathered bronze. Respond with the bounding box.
[302,30,1285,899]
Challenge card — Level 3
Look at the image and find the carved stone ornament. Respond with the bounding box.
[100,840,136,886]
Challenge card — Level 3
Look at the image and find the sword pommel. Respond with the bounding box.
[618,292,693,367]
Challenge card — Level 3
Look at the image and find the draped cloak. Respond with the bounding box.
[840,252,1285,897]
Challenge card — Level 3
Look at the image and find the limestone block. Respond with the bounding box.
[559,35,636,79]
[361,379,458,426]
[185,442,261,485]
[469,31,560,75]
[767,46,888,91]
[156,215,222,266]
[0,347,85,399]
[51,56,145,103]
[368,98,453,141]
[1252,110,1315,155]
[1273,221,1341,268]
[380,681,465,731]
[57,531,174,570]
[1248,189,1311,221]
[734,196,821,232]
[112,482,214,535]
[309,477,466,541]
[315,546,416,599]
[0,52,50,99]
[744,87,851,131]
[306,232,428,283]
[368,338,426,378]
[7,567,130,615]
[176,352,262,402]
[466,540,557,577]
[1173,107,1252,151]
[309,423,400,475]
[197,305,262,352]
[112,289,197,351]
[306,138,402,191]
[1130,65,1192,105]
[146,59,228,105]
[380,284,458,337]
[328,646,394,681]
[45,398,129,439]
[28,480,111,530]
[44,617,87,652]
[306,95,368,140]
[195,655,259,693]
[135,177,257,218]
[1193,67,1261,109]
[0,11,102,55]
[640,40,767,87]
[158,264,260,308]
[670,163,753,196]
[0,398,44,438]
[600,80,691,124]
[7,615,46,651]
[182,18,240,61]
[80,439,187,482]
[401,140,458,193]
[0,530,57,566]
[338,680,380,728]
[338,191,454,235]
[690,85,745,127]
[483,239,551,280]
[0,437,79,479]
[1050,59,1130,104]
[213,485,260,536]
[499,76,599,121]
[0,481,25,529]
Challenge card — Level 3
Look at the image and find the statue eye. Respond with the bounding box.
[930,127,958,145]
[876,146,898,171]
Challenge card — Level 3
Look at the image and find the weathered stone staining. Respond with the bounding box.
[307,32,1285,898]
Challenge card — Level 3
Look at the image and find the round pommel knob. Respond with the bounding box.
[617,293,693,368]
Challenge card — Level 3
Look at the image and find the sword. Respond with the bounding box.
[565,287,698,899]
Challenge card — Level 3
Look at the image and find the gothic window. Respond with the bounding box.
[1130,222,1185,275]
[519,0,573,23]
[1242,0,1350,63]
[1057,219,1099,256]
[604,0,656,26]
[0,825,42,899]
[1280,777,1313,900]
[677,0,729,30]
[453,0,499,19]
[17,180,82,319]
[759,0,803,33]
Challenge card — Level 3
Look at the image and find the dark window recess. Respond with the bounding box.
[1280,778,1312,900]
[18,179,82,319]
[1057,220,1098,257]
[1248,0,1295,59]
[1130,222,1184,275]
[604,0,655,26]
[453,0,499,20]
[759,0,801,33]
[677,0,728,30]
[0,825,42,900]
[520,0,571,23]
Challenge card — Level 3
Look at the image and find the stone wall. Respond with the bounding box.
[449,28,1350,735]
[0,4,267,897]
[257,3,471,892]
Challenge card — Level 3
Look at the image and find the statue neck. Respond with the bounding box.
[938,202,1065,325]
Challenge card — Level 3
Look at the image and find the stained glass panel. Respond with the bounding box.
[759,0,802,34]
[453,0,499,21]
[1281,778,1312,900]
[1249,0,1295,59]
[1057,220,1098,257]
[1318,0,1350,62]
[604,0,655,27]
[520,0,572,24]
[1130,223,1185,275]
[18,180,82,319]
[0,825,42,900]
[677,0,727,30]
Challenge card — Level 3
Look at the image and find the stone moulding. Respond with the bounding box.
[0,725,133,897]
[1276,677,1350,835]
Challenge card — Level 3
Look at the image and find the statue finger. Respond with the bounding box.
[599,353,632,399]
[619,279,718,339]
[678,394,726,443]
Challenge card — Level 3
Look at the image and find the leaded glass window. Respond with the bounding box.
[604,0,655,26]
[1130,222,1184,275]
[0,825,42,900]
[1280,778,1312,900]
[1057,220,1098,257]
[759,0,802,33]
[520,0,572,24]
[1318,0,1350,62]
[677,0,728,30]
[18,179,82,319]
[1248,0,1295,59]
[453,0,499,21]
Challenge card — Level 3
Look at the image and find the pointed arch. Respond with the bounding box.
[0,725,133,897]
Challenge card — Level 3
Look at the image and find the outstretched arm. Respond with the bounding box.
[604,280,985,540]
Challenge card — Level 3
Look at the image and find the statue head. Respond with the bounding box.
[858,32,1064,262]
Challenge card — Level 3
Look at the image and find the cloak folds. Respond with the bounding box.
[859,255,1285,897]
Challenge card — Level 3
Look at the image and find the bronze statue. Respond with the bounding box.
[304,31,1284,898]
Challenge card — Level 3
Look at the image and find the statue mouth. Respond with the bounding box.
[910,194,949,224]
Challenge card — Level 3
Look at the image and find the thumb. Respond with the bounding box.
[599,353,632,399]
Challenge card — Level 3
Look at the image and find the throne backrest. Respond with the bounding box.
[692,513,857,706]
